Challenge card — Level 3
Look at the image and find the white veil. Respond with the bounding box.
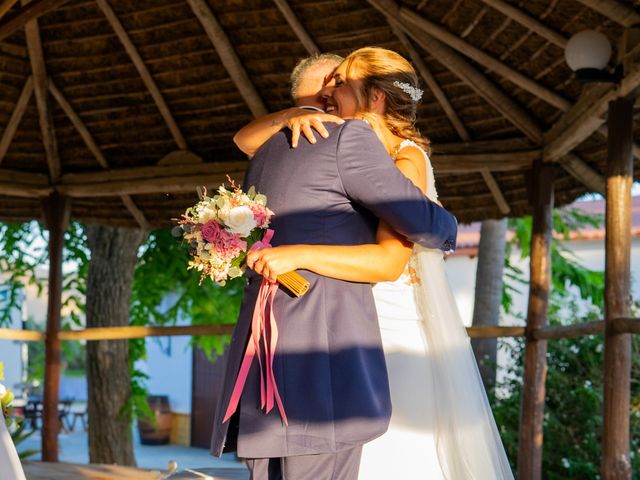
[406,140,514,479]
[0,414,26,480]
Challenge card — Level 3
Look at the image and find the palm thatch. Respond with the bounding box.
[0,0,638,227]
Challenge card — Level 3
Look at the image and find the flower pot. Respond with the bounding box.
[137,395,172,445]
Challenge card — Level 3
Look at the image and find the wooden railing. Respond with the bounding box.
[1,317,638,342]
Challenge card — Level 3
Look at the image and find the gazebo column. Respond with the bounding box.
[40,191,70,462]
[517,162,555,480]
[602,94,634,479]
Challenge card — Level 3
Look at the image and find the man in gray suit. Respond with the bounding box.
[210,54,457,479]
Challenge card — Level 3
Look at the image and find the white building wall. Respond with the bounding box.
[0,286,25,392]
[135,294,193,414]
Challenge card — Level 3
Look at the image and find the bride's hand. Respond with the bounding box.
[246,246,304,283]
[285,110,344,148]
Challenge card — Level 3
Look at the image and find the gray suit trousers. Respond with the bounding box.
[245,446,363,480]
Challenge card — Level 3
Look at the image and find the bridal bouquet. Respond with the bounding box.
[0,362,15,426]
[175,181,309,297]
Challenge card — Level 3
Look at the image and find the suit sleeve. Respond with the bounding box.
[336,120,457,251]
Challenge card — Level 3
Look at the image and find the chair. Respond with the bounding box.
[64,402,88,432]
[57,399,74,433]
[23,397,43,430]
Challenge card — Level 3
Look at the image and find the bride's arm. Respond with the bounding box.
[233,108,344,157]
[247,147,428,283]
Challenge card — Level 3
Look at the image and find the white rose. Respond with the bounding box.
[0,383,6,398]
[198,206,217,223]
[224,206,257,237]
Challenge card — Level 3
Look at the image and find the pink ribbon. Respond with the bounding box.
[223,229,288,425]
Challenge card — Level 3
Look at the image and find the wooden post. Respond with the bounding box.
[602,94,634,479]
[40,191,70,462]
[517,161,554,480]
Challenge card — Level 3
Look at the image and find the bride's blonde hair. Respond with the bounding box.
[342,47,430,155]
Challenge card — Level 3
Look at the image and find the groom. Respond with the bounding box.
[210,54,458,479]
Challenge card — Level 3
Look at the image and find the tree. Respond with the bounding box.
[471,218,507,392]
[85,225,147,466]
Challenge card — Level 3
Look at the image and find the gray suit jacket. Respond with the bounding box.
[210,120,457,458]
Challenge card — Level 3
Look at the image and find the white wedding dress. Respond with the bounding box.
[0,414,26,480]
[358,140,514,479]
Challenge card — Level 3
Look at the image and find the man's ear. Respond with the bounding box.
[369,87,386,113]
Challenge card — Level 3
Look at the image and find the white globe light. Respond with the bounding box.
[565,30,612,71]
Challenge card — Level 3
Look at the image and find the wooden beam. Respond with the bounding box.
[58,173,244,197]
[0,179,52,196]
[480,0,566,48]
[95,0,187,150]
[562,153,606,194]
[48,80,108,168]
[59,161,247,185]
[0,40,26,57]
[119,194,149,230]
[391,3,571,111]
[0,75,33,164]
[273,0,319,55]
[544,62,640,162]
[436,137,537,153]
[40,191,70,462]
[187,0,268,117]
[466,326,525,338]
[369,3,544,143]
[0,0,68,42]
[575,0,640,28]
[58,324,235,341]
[532,320,604,340]
[23,2,60,181]
[0,327,45,341]
[390,21,471,141]
[602,94,633,480]
[433,149,540,172]
[48,80,150,229]
[596,125,640,161]
[518,161,554,480]
[481,168,510,214]
[57,161,247,197]
[0,167,49,184]
[0,0,18,18]
[611,317,640,335]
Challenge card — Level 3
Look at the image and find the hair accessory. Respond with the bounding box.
[393,80,423,102]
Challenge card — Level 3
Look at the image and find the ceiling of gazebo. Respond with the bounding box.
[0,0,639,227]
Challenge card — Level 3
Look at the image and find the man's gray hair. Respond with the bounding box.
[290,53,344,101]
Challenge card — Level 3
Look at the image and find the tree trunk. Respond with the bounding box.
[85,225,147,466]
[471,218,507,392]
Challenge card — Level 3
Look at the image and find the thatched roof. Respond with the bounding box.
[0,0,638,227]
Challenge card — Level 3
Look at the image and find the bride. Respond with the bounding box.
[1,410,26,480]
[236,47,513,479]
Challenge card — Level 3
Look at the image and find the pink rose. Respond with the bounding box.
[201,220,222,243]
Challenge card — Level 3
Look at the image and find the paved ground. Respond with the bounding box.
[20,428,246,473]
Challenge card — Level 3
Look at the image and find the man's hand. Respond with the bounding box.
[285,110,344,148]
